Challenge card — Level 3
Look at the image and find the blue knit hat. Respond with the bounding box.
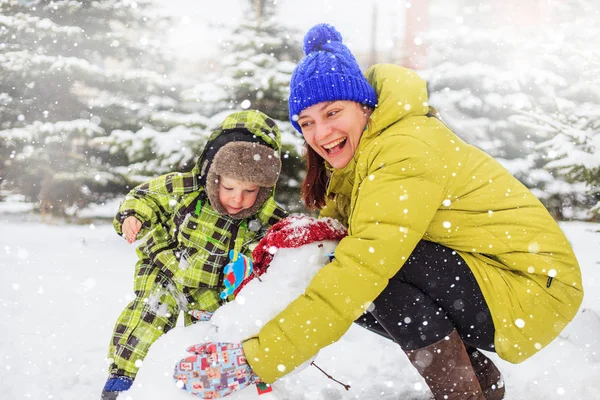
[288,23,378,133]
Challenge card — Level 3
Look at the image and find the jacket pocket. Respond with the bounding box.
[175,215,230,288]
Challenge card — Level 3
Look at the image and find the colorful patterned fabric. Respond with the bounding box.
[188,309,215,322]
[174,342,257,399]
[106,111,287,379]
[220,251,253,299]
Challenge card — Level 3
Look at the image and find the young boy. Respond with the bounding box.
[101,110,287,400]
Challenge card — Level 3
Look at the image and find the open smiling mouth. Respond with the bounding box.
[322,138,347,155]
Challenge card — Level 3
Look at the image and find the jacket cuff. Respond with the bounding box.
[242,337,279,384]
[113,209,150,236]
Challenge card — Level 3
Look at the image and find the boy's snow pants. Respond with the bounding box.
[106,259,219,379]
[355,240,496,352]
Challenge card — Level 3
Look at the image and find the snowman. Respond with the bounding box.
[123,215,419,400]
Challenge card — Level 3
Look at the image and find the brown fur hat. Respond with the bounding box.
[206,141,281,219]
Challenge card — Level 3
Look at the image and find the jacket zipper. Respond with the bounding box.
[217,220,242,288]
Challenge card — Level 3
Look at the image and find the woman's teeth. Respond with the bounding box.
[323,138,346,154]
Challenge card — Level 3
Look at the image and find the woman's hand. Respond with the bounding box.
[122,216,142,244]
[188,309,214,322]
[173,342,266,398]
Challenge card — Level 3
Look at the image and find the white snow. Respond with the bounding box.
[0,214,599,399]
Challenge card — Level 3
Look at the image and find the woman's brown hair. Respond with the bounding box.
[301,142,328,211]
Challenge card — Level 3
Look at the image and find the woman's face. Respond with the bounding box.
[298,100,369,169]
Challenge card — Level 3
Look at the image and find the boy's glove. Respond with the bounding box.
[220,250,253,299]
[188,310,214,322]
[173,342,264,398]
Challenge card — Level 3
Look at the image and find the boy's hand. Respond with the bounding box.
[122,216,142,244]
[220,250,253,299]
[173,342,263,398]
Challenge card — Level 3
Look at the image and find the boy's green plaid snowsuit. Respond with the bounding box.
[106,111,287,379]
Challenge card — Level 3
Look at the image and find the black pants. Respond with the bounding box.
[355,240,496,352]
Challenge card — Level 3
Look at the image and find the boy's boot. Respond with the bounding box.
[101,374,133,400]
[404,329,485,399]
[465,345,505,400]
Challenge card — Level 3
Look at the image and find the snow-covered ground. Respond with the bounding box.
[0,212,599,400]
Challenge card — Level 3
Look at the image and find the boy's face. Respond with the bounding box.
[218,176,260,216]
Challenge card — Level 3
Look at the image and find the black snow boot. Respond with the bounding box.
[465,345,505,400]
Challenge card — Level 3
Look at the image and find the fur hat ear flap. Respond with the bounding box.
[206,142,282,219]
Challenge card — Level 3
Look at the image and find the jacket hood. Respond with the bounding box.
[363,64,430,140]
[325,64,430,197]
[192,110,282,219]
[192,110,282,181]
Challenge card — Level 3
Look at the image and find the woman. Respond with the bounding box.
[174,24,582,400]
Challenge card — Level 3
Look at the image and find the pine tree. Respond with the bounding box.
[0,0,200,216]
[421,0,599,219]
[181,0,306,212]
[189,0,302,121]
[510,0,600,218]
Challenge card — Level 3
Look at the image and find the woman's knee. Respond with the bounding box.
[378,240,496,350]
[369,280,455,350]
[396,241,461,284]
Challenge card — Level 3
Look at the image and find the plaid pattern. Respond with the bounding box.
[204,110,281,152]
[113,108,282,240]
[171,200,252,288]
[107,198,285,378]
[173,342,258,399]
[113,171,200,240]
[107,261,180,378]
[106,111,287,379]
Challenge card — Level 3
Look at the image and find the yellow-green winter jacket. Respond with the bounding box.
[243,64,583,383]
